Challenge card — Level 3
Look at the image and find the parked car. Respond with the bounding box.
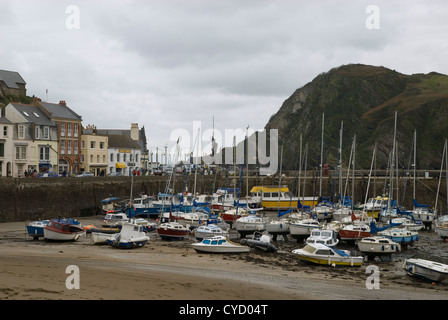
[153,169,162,176]
[108,172,123,176]
[36,171,59,178]
[75,171,94,178]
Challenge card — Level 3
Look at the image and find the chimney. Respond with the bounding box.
[59,100,66,106]
[130,123,139,141]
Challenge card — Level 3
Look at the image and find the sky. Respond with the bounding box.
[1,0,448,162]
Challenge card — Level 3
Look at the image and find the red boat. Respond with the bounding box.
[338,222,371,241]
[156,222,190,240]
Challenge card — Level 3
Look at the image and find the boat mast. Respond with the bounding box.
[435,139,447,214]
[277,145,283,213]
[319,113,324,198]
[389,111,398,210]
[338,121,343,206]
[413,129,417,204]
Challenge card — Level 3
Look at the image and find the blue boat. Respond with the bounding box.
[26,220,49,240]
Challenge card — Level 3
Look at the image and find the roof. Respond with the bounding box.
[9,103,56,126]
[38,102,82,121]
[106,134,141,149]
[0,117,12,124]
[0,69,26,89]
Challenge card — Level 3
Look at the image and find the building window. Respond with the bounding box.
[74,124,79,137]
[90,141,95,149]
[67,140,72,155]
[117,154,120,162]
[100,142,105,149]
[97,155,100,163]
[123,154,127,162]
[74,142,78,154]
[103,155,106,163]
[15,146,26,160]
[81,140,85,149]
[61,140,66,155]
[81,155,84,163]
[39,146,50,161]
[35,126,40,139]
[110,153,114,162]
[67,123,72,136]
[43,127,50,140]
[18,125,25,139]
[3,126,7,137]
[0,143,4,157]
[61,123,65,137]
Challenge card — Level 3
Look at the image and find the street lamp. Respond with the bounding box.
[46,143,59,173]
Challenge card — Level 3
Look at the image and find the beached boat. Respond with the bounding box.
[289,219,322,241]
[358,196,388,220]
[390,217,424,231]
[310,200,334,221]
[44,218,85,241]
[249,185,317,210]
[435,222,448,239]
[234,215,266,237]
[101,197,123,213]
[102,212,129,227]
[370,221,419,245]
[241,232,277,252]
[26,220,49,240]
[292,243,363,267]
[306,229,339,248]
[194,224,228,241]
[338,221,371,241]
[106,222,150,248]
[221,207,249,225]
[91,232,113,245]
[402,254,448,283]
[191,235,250,253]
[266,218,290,237]
[357,236,401,261]
[156,222,191,240]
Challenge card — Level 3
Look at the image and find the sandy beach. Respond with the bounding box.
[1,216,448,303]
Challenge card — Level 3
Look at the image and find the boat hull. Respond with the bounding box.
[191,244,250,253]
[44,228,85,241]
[157,226,190,240]
[403,259,448,282]
[106,236,149,248]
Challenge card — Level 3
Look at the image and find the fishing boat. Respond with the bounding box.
[249,186,317,210]
[106,222,150,248]
[44,218,85,241]
[91,232,113,245]
[26,220,49,240]
[292,243,363,267]
[234,215,266,237]
[402,254,448,283]
[191,235,250,254]
[289,219,322,241]
[241,232,277,252]
[156,222,191,240]
[194,224,228,241]
[126,194,162,219]
[357,236,401,261]
[101,197,122,213]
[305,229,339,248]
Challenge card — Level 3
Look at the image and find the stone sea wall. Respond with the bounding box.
[0,173,446,222]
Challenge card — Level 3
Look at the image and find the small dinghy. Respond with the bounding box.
[403,254,448,283]
[241,232,277,252]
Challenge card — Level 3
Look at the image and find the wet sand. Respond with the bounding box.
[1,216,448,302]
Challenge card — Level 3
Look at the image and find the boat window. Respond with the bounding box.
[321,231,332,237]
[134,226,139,231]
[211,240,218,245]
[47,221,54,227]
[218,240,225,245]
[284,191,294,198]
[316,250,333,255]
[203,239,210,244]
[317,240,324,244]
[311,230,320,236]
[55,223,62,230]
[271,193,279,198]
[379,240,389,243]
[308,240,315,243]
[62,225,69,231]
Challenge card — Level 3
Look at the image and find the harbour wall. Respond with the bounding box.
[0,173,447,223]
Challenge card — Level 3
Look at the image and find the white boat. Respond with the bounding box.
[310,201,334,221]
[191,235,250,253]
[390,217,424,231]
[292,243,363,267]
[102,212,129,227]
[357,236,401,261]
[194,224,228,241]
[266,218,290,236]
[377,227,418,245]
[435,223,448,239]
[106,222,150,248]
[332,207,352,222]
[289,219,322,241]
[306,229,339,247]
[44,218,86,241]
[234,215,266,236]
[183,211,210,225]
[91,232,112,245]
[403,254,448,283]
[412,199,436,228]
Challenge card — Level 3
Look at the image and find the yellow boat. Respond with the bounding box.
[249,186,318,210]
[358,196,389,219]
[292,243,363,267]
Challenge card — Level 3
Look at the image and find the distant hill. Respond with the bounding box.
[263,64,448,171]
